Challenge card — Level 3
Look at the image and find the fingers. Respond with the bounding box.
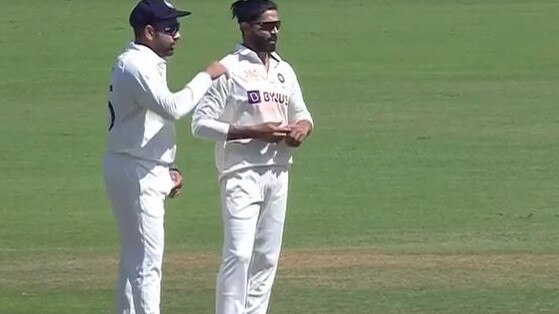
[169,188,180,198]
[271,132,288,142]
[206,61,229,79]
[290,128,306,141]
[168,181,183,198]
[284,127,308,147]
[284,136,298,147]
[274,127,292,134]
[260,132,289,143]
[169,169,183,199]
[272,131,289,137]
[287,121,312,139]
[293,132,306,142]
[266,122,291,132]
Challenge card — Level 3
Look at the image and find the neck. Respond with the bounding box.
[134,38,149,48]
[242,42,269,66]
[134,39,164,58]
[256,51,269,66]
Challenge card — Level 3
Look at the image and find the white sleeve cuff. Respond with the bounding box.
[193,118,230,141]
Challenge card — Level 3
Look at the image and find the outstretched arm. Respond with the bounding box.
[132,61,228,121]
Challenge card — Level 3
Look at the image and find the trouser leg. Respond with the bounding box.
[245,168,289,314]
[118,198,164,314]
[116,261,134,314]
[216,169,262,314]
[104,154,168,314]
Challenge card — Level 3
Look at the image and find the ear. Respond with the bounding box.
[144,25,157,41]
[240,22,251,34]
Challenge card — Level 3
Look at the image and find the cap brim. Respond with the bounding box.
[160,9,191,21]
[174,10,191,18]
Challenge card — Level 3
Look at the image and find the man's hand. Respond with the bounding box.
[205,61,229,80]
[255,122,292,143]
[285,120,312,147]
[168,168,183,199]
[228,122,291,143]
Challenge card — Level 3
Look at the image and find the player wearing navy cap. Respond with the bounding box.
[103,1,227,313]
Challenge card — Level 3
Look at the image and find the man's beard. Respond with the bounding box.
[254,37,277,53]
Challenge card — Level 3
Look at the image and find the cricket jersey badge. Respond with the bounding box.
[163,0,175,9]
[277,73,285,83]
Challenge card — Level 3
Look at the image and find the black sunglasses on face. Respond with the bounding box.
[154,23,180,36]
[253,20,281,32]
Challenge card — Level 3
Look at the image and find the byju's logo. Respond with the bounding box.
[247,90,262,104]
[263,92,288,105]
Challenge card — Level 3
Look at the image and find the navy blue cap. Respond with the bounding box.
[130,0,191,29]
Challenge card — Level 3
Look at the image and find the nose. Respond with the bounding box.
[271,26,279,35]
[173,31,181,40]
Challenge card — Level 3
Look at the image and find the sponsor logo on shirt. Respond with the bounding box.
[246,90,288,105]
[247,90,262,104]
[263,91,288,105]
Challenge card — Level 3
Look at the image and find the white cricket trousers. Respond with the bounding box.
[103,152,173,314]
[216,166,289,314]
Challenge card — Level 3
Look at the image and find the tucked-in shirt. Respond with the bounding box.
[105,41,212,165]
[191,44,313,177]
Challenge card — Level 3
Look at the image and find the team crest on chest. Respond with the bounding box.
[277,73,285,83]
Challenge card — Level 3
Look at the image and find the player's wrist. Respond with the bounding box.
[227,124,263,140]
[227,125,248,140]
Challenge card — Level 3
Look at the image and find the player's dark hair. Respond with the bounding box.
[231,0,278,23]
[133,27,143,39]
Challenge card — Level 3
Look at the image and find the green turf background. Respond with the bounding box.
[1,0,558,313]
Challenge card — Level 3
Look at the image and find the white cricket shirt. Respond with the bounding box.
[191,44,313,177]
[105,42,212,165]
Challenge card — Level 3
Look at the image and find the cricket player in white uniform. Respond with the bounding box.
[103,1,227,313]
[191,1,313,313]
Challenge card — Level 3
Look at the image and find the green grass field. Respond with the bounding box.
[1,0,559,313]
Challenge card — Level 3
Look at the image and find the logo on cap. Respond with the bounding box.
[163,0,175,9]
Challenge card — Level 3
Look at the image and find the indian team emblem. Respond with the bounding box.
[277,73,285,83]
[163,0,175,9]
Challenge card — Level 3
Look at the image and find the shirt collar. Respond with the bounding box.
[234,43,282,65]
[126,41,167,65]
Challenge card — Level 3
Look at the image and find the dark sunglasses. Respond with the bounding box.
[253,20,281,32]
[154,23,180,36]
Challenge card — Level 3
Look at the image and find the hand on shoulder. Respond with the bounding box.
[205,61,229,80]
